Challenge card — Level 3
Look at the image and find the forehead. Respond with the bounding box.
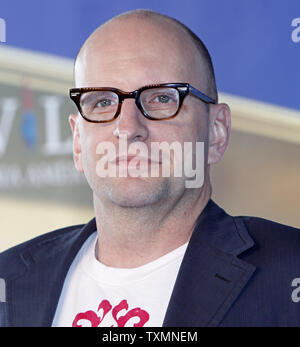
[75,17,206,89]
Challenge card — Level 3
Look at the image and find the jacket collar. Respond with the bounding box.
[162,199,256,327]
[189,199,255,256]
[6,199,255,326]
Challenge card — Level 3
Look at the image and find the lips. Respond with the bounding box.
[114,155,161,166]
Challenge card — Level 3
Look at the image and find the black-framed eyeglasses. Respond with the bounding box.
[69,83,216,123]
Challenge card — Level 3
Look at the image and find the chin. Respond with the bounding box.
[104,176,169,208]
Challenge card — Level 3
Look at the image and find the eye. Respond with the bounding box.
[154,94,172,103]
[96,98,113,108]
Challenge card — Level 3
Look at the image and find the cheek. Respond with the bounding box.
[81,123,113,152]
[80,128,101,171]
[149,105,209,148]
[189,110,210,148]
[177,107,210,167]
[177,106,209,143]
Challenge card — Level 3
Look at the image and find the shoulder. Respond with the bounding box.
[239,215,300,242]
[235,215,300,262]
[0,223,86,278]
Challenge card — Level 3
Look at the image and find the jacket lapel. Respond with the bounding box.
[6,219,96,327]
[163,200,256,327]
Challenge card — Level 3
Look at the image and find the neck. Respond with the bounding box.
[94,178,212,268]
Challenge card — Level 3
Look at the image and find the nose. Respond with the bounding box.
[113,98,149,142]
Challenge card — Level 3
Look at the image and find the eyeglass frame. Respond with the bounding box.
[69,82,217,123]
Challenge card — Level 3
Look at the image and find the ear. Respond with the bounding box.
[69,114,84,172]
[207,103,231,165]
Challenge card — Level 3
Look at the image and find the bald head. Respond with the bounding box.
[74,9,217,102]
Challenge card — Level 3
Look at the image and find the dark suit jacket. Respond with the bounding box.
[0,200,300,327]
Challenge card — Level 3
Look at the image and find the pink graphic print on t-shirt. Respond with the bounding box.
[72,299,150,327]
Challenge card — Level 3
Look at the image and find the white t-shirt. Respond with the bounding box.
[52,232,188,327]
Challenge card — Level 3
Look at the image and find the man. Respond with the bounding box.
[0,9,300,327]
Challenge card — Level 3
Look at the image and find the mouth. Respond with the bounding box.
[114,155,161,166]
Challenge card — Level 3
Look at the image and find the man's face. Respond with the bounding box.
[71,18,214,209]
